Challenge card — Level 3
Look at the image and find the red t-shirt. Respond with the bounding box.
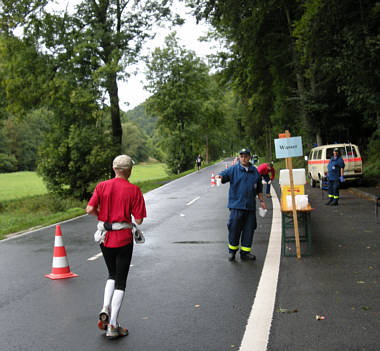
[257,163,275,181]
[88,177,146,248]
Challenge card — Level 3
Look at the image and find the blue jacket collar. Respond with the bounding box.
[238,163,255,172]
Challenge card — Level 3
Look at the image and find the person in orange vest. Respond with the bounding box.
[87,155,147,339]
[257,162,275,198]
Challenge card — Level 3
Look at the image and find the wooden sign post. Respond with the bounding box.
[277,130,302,259]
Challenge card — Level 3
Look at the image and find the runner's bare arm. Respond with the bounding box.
[86,205,98,217]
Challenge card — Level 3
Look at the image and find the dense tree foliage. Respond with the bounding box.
[121,121,150,162]
[3,109,49,171]
[0,1,183,198]
[1,0,180,148]
[192,0,380,159]
[1,0,379,194]
[0,121,17,172]
[145,33,227,173]
[122,102,158,136]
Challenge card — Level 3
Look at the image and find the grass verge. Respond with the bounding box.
[0,171,48,201]
[0,165,204,240]
[0,195,86,239]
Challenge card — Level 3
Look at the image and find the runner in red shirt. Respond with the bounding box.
[87,154,146,339]
[257,162,275,198]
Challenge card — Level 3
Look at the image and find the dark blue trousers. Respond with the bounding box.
[328,179,340,199]
[262,174,271,194]
[227,209,257,253]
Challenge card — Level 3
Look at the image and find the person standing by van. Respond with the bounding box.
[326,148,345,206]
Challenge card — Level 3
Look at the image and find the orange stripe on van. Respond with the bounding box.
[308,157,362,165]
[344,157,362,162]
[308,160,328,165]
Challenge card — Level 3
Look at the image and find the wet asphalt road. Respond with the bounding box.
[1,159,379,351]
[0,160,273,351]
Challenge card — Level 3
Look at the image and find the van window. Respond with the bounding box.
[317,150,322,159]
[326,147,346,159]
[346,146,358,158]
[309,151,313,160]
[312,150,319,160]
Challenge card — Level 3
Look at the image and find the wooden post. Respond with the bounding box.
[284,130,301,259]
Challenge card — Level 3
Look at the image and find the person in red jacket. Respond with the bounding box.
[257,162,275,198]
[87,154,146,339]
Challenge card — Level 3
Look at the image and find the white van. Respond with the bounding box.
[307,143,362,187]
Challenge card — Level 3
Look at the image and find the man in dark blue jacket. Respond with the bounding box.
[216,148,267,261]
[326,147,345,206]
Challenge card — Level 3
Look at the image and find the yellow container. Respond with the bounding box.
[281,185,305,206]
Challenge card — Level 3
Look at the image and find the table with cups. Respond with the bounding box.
[279,169,313,257]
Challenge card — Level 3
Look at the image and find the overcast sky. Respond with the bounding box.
[47,1,219,110]
[118,2,219,110]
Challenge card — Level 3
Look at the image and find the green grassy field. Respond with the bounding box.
[0,172,48,201]
[0,162,170,238]
[129,162,169,183]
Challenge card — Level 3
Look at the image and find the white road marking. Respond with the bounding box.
[87,252,135,268]
[186,196,200,206]
[2,214,88,242]
[87,252,103,261]
[239,186,282,351]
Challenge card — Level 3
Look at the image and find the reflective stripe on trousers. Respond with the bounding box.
[227,209,257,253]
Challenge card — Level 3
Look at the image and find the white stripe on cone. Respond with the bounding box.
[52,256,70,268]
[54,236,64,247]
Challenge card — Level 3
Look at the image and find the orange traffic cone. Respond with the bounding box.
[225,163,228,169]
[211,172,216,186]
[45,225,78,280]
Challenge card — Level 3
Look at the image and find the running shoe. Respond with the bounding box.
[98,307,110,331]
[106,324,129,339]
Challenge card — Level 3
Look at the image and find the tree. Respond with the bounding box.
[0,34,50,117]
[193,76,224,163]
[145,33,216,173]
[0,1,184,197]
[191,0,306,156]
[1,0,180,151]
[2,109,50,171]
[123,102,158,136]
[37,111,118,200]
[0,120,17,172]
[121,121,150,162]
[191,0,380,158]
[293,0,380,148]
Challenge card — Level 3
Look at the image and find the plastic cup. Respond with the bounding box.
[259,207,267,217]
[216,178,221,186]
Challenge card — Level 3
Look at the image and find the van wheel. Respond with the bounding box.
[310,176,316,188]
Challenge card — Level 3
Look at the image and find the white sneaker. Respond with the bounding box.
[106,324,129,339]
[98,307,110,331]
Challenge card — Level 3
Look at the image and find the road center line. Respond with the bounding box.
[186,196,200,206]
[239,186,282,351]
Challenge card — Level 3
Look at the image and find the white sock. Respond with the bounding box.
[109,289,125,326]
[103,279,115,311]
